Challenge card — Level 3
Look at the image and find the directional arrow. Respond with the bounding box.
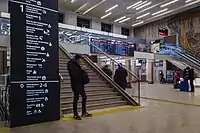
[49,42,52,46]
[46,53,49,57]
[33,70,37,74]
[42,59,46,62]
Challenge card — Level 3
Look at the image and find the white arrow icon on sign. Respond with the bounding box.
[39,36,43,40]
[42,59,46,62]
[43,83,47,87]
[38,109,42,113]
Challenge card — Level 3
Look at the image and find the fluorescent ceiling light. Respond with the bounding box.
[186,0,200,5]
[136,12,150,19]
[106,4,118,12]
[132,21,144,27]
[132,1,148,9]
[71,0,75,3]
[185,0,193,2]
[114,16,126,22]
[160,0,179,7]
[119,17,131,23]
[152,8,168,16]
[101,12,112,19]
[136,2,152,10]
[127,1,142,9]
[83,0,106,15]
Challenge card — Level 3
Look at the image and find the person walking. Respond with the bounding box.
[114,63,128,90]
[159,70,164,84]
[189,68,195,92]
[174,69,180,89]
[102,65,112,77]
[67,54,92,120]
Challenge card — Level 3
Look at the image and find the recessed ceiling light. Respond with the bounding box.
[152,8,168,16]
[160,0,179,7]
[83,0,106,15]
[185,0,193,2]
[136,2,152,10]
[136,12,150,19]
[119,17,131,23]
[101,12,112,19]
[106,4,119,12]
[114,16,126,22]
[132,1,148,9]
[127,1,142,9]
[132,21,144,27]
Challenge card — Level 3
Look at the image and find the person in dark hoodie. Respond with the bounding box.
[188,68,195,92]
[67,54,92,120]
[114,63,128,90]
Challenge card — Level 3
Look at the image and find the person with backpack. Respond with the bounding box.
[102,65,112,77]
[67,54,92,120]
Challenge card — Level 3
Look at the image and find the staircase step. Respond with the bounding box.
[61,101,127,114]
[61,91,119,99]
[61,80,106,84]
[62,76,101,80]
[61,96,123,108]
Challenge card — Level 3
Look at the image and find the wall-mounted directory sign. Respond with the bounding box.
[9,0,60,127]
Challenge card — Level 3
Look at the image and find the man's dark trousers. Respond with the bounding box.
[72,86,87,116]
[190,80,194,92]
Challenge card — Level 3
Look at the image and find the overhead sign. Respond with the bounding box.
[9,0,59,127]
[158,27,168,37]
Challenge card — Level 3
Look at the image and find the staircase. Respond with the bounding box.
[59,48,137,115]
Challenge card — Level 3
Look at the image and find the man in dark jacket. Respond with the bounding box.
[67,54,92,120]
[188,68,195,92]
[114,63,128,90]
[102,65,112,77]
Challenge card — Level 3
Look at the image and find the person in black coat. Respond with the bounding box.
[67,54,92,120]
[188,68,195,92]
[114,63,128,90]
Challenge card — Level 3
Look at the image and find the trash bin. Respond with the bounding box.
[180,78,189,92]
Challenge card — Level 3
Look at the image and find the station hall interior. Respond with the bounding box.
[0,0,200,132]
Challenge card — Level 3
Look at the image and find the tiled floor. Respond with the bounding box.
[8,99,200,133]
[128,83,200,105]
[4,83,200,133]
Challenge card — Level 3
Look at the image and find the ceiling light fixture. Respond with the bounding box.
[127,1,142,9]
[136,2,152,10]
[185,0,193,2]
[119,17,131,23]
[132,1,148,9]
[101,12,112,19]
[106,4,119,12]
[114,16,126,22]
[132,21,144,27]
[160,0,179,7]
[136,12,150,19]
[71,0,75,3]
[83,0,106,15]
[186,0,200,5]
[152,8,168,16]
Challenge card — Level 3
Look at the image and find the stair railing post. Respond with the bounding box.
[137,69,140,105]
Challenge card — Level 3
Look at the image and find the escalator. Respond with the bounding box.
[59,45,139,115]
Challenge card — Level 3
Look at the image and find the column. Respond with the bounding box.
[131,59,137,83]
[125,59,131,84]
[146,59,154,84]
[163,60,167,79]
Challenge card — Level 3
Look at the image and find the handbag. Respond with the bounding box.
[83,70,90,84]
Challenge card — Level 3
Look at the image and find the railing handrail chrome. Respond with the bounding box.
[89,42,139,80]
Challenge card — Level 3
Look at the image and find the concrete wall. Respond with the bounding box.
[61,11,131,36]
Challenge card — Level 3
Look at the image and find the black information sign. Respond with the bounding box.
[9,0,59,127]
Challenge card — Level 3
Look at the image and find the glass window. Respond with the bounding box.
[121,27,130,36]
[101,23,112,33]
[77,17,90,28]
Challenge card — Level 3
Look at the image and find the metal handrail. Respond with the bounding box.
[84,56,139,105]
[89,42,139,80]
